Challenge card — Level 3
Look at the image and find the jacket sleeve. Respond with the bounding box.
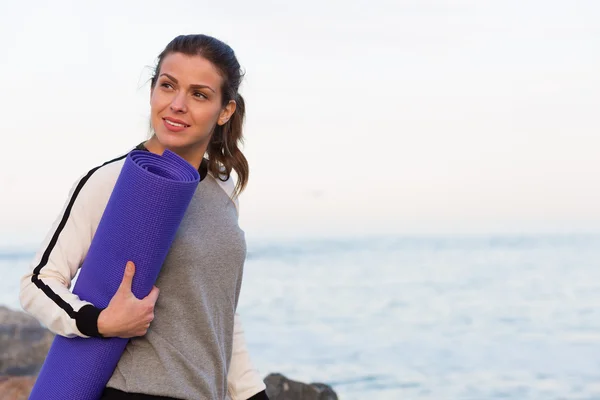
[227,313,267,400]
[217,175,268,399]
[19,173,105,338]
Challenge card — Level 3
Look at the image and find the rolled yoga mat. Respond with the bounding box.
[29,149,200,400]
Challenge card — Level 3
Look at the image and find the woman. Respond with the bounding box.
[20,34,269,400]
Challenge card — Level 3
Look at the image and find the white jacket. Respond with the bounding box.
[19,146,266,400]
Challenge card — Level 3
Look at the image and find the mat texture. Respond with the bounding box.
[29,149,200,400]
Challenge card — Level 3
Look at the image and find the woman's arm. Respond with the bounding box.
[19,174,103,338]
[20,162,159,340]
[227,313,268,400]
[217,176,269,399]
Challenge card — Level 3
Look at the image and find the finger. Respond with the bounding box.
[144,285,160,304]
[118,261,135,293]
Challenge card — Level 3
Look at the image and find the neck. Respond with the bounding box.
[144,135,207,170]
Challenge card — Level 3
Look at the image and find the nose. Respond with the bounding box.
[170,92,187,113]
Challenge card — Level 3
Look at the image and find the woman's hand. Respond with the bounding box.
[97,261,160,338]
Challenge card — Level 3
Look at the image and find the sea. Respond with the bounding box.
[2,234,600,400]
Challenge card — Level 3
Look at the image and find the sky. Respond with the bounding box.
[0,0,599,247]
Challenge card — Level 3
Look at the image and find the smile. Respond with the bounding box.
[163,118,190,128]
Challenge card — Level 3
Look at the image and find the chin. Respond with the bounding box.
[154,130,207,153]
[154,131,189,148]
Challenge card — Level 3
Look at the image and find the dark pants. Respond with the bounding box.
[100,388,179,400]
[101,387,269,400]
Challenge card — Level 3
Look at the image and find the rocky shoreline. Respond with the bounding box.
[0,306,338,400]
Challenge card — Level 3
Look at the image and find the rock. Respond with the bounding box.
[0,306,54,376]
[264,373,338,400]
[1,307,339,400]
[0,376,36,400]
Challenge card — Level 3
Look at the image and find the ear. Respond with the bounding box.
[217,100,237,126]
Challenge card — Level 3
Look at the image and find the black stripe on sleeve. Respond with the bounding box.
[31,151,130,320]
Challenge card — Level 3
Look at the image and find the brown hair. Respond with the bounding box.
[150,34,249,197]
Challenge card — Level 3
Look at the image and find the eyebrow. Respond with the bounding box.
[159,73,216,93]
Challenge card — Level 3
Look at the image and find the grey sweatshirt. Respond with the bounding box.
[106,153,246,399]
[19,143,265,400]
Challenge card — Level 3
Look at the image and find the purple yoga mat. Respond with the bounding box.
[29,149,200,400]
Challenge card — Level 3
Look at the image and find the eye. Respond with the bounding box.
[160,82,174,90]
[193,91,207,99]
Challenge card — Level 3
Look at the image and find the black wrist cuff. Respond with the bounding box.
[75,304,104,338]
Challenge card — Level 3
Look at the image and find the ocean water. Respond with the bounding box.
[2,234,600,399]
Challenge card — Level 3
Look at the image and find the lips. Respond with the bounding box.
[163,117,190,128]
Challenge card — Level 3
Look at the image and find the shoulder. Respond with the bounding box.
[76,152,128,196]
[208,168,239,215]
[68,150,129,212]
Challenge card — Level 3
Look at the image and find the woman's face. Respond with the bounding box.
[150,52,234,155]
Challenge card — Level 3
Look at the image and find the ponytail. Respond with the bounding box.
[206,92,249,198]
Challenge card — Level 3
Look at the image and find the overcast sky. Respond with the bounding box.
[0,0,598,246]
